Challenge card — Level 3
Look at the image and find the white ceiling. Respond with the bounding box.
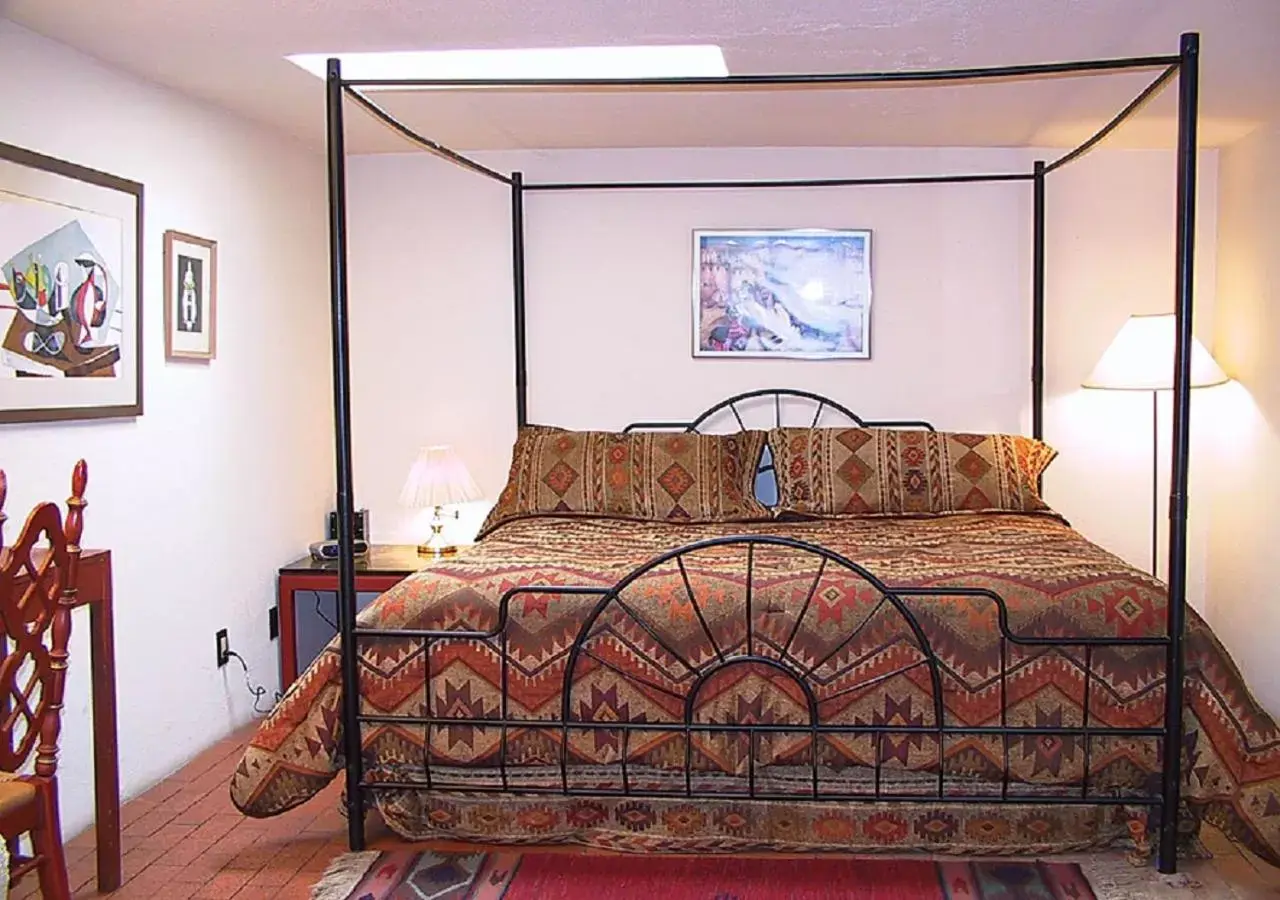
[6,0,1278,154]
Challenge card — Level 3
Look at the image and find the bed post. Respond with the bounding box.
[512,170,528,428]
[1031,159,1046,446]
[325,56,367,853]
[1157,30,1199,876]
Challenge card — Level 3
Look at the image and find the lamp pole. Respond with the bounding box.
[1151,390,1159,578]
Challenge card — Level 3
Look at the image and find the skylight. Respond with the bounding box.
[285,45,729,85]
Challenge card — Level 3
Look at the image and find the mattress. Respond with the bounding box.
[228,512,1280,863]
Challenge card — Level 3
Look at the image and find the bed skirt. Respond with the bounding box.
[367,790,1198,861]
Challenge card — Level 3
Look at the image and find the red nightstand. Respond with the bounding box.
[276,544,428,691]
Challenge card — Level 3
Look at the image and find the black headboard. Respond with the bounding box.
[623,388,936,434]
[623,389,934,505]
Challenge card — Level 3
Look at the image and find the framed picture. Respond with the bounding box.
[163,230,217,361]
[693,228,872,359]
[0,141,143,424]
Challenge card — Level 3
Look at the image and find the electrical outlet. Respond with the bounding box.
[216,629,230,668]
[268,606,279,641]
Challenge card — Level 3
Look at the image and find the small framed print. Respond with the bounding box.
[163,230,216,361]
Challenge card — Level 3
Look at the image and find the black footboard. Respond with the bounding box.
[348,535,1178,861]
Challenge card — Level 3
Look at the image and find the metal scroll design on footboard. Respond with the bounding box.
[355,535,1171,814]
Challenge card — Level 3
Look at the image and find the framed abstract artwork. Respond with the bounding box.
[0,141,144,424]
[692,228,873,359]
[163,230,217,361]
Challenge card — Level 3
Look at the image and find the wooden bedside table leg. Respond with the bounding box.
[277,574,299,694]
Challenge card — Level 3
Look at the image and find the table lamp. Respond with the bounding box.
[399,444,483,557]
[1082,313,1229,575]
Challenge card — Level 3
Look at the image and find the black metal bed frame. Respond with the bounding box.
[321,35,1203,873]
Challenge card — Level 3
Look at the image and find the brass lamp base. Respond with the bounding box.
[417,541,459,558]
[417,505,460,557]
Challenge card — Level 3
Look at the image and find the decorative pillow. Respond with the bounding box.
[478,427,770,537]
[768,427,1057,517]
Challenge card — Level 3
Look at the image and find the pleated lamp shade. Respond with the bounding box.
[1083,313,1229,391]
[399,445,483,509]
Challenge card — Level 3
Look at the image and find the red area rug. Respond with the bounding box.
[312,849,1098,899]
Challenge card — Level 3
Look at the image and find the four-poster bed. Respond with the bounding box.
[228,32,1280,875]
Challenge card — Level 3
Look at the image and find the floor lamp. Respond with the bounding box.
[1082,313,1228,577]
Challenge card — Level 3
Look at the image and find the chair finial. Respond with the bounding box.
[65,460,87,550]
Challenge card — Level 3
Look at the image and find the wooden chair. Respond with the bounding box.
[0,461,87,900]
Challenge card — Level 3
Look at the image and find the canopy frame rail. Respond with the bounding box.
[321,34,1202,879]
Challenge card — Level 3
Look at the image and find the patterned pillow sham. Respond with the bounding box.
[768,427,1057,517]
[478,427,771,537]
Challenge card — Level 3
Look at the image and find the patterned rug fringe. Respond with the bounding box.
[1079,856,1202,900]
[309,850,379,900]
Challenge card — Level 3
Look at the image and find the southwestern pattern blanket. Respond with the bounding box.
[229,513,1280,865]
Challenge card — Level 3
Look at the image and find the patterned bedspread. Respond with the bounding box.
[229,513,1280,863]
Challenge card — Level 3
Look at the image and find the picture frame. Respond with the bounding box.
[163,230,217,361]
[692,228,872,360]
[0,141,144,424]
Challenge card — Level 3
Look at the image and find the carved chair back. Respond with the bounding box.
[0,462,86,779]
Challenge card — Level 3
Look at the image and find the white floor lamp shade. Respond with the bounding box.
[1083,313,1228,391]
[1082,313,1229,577]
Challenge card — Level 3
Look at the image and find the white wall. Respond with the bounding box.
[1208,122,1280,714]
[0,20,332,838]
[346,145,1218,611]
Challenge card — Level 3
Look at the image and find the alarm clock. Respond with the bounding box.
[309,539,370,561]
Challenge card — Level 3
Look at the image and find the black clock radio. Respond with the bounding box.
[309,539,370,561]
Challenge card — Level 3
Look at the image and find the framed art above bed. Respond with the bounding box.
[692,229,872,360]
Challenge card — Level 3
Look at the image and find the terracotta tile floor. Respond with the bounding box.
[16,726,383,900]
[15,724,1280,899]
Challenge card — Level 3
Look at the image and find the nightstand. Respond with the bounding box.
[276,544,429,692]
